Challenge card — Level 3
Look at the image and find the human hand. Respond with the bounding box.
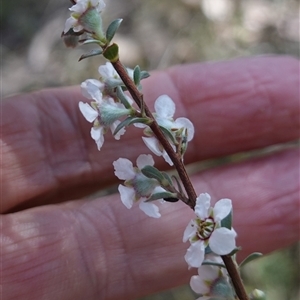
[1,56,299,300]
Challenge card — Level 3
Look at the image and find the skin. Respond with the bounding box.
[1,56,299,300]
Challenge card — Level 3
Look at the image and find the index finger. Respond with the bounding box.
[1,56,299,212]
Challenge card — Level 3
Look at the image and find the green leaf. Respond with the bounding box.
[106,19,123,43]
[116,86,131,109]
[140,70,150,80]
[78,49,103,61]
[141,165,164,182]
[113,116,150,136]
[202,261,226,269]
[239,252,263,269]
[146,191,177,202]
[205,245,213,255]
[103,43,119,62]
[227,247,242,256]
[133,65,141,85]
[82,39,102,45]
[220,210,232,229]
[172,174,185,195]
[161,172,173,186]
[159,125,178,145]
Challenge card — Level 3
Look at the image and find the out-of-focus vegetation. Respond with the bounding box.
[2,0,299,97]
[1,0,299,299]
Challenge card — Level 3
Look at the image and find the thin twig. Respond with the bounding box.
[112,59,197,208]
[222,255,249,300]
[112,59,250,300]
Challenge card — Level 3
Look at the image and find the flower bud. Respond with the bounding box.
[250,289,266,300]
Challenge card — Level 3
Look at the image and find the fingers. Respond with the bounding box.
[2,148,299,300]
[144,56,300,161]
[1,56,299,212]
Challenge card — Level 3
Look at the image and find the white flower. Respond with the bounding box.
[183,193,236,268]
[142,136,175,166]
[64,0,106,35]
[113,154,163,218]
[98,62,134,90]
[142,95,194,166]
[81,79,104,101]
[191,264,223,295]
[154,95,194,139]
[190,258,234,299]
[79,87,132,150]
[80,63,135,98]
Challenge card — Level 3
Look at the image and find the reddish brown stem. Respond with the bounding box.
[112,59,249,299]
[222,255,249,300]
[112,59,197,208]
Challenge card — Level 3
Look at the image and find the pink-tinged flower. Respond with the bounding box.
[183,193,236,268]
[79,83,132,150]
[113,154,163,218]
[142,95,194,166]
[64,0,106,37]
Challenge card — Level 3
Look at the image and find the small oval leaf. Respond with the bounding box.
[103,43,119,62]
[106,19,123,43]
[141,165,164,182]
[133,65,141,86]
[159,125,178,145]
[113,117,150,136]
[239,252,263,269]
[116,86,132,109]
[161,172,173,186]
[82,39,101,45]
[140,70,150,80]
[79,49,103,61]
[220,210,232,229]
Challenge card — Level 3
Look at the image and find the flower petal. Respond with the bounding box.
[139,201,161,218]
[81,79,104,102]
[79,102,98,122]
[113,158,135,180]
[98,62,116,79]
[184,240,205,268]
[90,127,104,150]
[213,198,232,222]
[190,275,209,294]
[209,227,237,255]
[183,219,197,242]
[195,193,211,219]
[198,264,220,280]
[64,17,77,33]
[70,1,87,14]
[118,185,134,209]
[110,120,126,140]
[136,154,155,169]
[154,95,175,118]
[161,149,174,166]
[190,264,220,294]
[142,137,162,157]
[92,0,106,11]
[174,117,195,141]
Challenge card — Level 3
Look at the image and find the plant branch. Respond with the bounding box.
[112,59,249,300]
[222,255,249,300]
[112,59,197,208]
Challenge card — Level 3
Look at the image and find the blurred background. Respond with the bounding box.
[2,0,299,97]
[1,0,299,299]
